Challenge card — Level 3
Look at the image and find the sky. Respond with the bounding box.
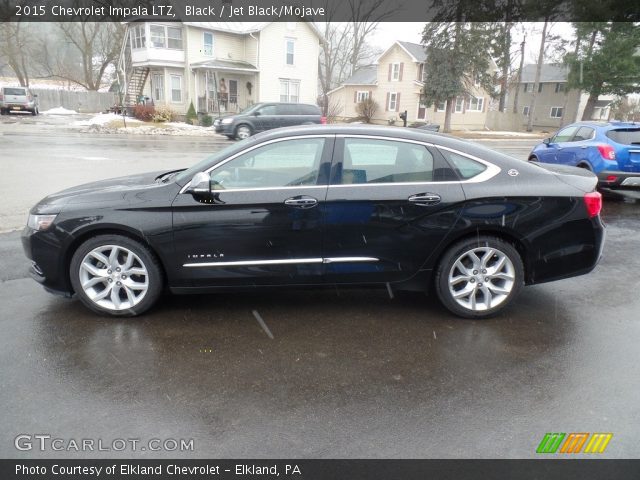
[372,22,576,66]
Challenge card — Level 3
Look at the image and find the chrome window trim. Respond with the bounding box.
[183,256,379,268]
[179,133,501,194]
[179,134,333,194]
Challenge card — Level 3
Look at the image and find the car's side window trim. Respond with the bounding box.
[179,134,335,194]
[328,135,500,186]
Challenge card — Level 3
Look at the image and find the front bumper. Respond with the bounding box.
[597,170,640,190]
[213,121,234,135]
[21,226,74,296]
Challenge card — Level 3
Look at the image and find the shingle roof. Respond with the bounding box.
[342,65,377,85]
[520,63,569,83]
[397,41,427,62]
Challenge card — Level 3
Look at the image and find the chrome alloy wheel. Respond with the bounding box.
[448,247,516,312]
[79,245,149,311]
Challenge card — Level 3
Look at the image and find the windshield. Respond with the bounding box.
[238,104,261,115]
[175,137,255,184]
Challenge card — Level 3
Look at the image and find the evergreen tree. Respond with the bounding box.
[565,22,640,121]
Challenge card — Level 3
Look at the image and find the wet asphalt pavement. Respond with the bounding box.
[1,117,639,458]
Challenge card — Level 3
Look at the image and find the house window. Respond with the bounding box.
[436,101,447,112]
[468,96,484,112]
[356,91,369,103]
[285,39,295,65]
[524,83,534,93]
[280,79,300,102]
[131,24,146,49]
[152,73,164,101]
[391,63,400,81]
[170,75,182,102]
[388,92,398,111]
[203,32,214,56]
[538,83,543,93]
[149,25,183,49]
[523,105,530,116]
[555,82,565,93]
[455,97,464,113]
[550,107,564,118]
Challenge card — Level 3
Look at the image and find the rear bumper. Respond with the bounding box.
[597,170,640,189]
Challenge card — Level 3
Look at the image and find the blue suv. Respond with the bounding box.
[529,121,640,192]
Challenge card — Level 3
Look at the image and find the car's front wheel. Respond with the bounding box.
[435,236,524,319]
[235,124,252,140]
[70,235,163,316]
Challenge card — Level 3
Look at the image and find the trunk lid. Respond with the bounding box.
[531,162,598,193]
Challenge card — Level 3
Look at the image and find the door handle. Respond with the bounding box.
[284,196,318,209]
[408,193,441,206]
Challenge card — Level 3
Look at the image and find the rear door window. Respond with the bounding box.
[606,129,640,145]
[573,127,595,141]
[338,138,438,184]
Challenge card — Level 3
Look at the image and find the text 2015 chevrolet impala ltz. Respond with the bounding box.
[22,125,605,318]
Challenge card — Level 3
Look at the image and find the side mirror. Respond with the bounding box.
[33,94,38,98]
[253,111,261,116]
[543,138,551,145]
[187,172,211,195]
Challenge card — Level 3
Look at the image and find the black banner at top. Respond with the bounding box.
[0,0,638,23]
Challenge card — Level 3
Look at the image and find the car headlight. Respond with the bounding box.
[27,214,57,231]
[221,118,234,124]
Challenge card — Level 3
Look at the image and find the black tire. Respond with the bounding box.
[434,236,524,319]
[528,155,538,162]
[0,108,5,115]
[31,108,38,116]
[234,124,253,140]
[69,234,163,317]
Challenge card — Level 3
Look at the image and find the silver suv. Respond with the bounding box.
[0,86,39,115]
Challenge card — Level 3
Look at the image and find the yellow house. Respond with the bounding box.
[328,41,493,129]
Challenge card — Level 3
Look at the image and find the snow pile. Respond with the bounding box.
[467,130,542,138]
[42,107,78,115]
[73,113,142,126]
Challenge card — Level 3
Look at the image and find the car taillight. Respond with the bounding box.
[584,191,602,218]
[597,144,616,160]
[320,116,327,125]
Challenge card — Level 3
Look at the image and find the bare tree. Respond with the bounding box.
[0,22,36,86]
[38,22,124,90]
[347,0,396,74]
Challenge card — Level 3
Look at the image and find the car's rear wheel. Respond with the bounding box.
[70,235,163,317]
[235,124,252,140]
[528,155,538,162]
[31,107,38,116]
[435,236,524,319]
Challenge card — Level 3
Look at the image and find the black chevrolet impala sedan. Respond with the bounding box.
[22,125,605,318]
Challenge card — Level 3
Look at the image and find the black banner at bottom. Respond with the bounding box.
[1,459,640,480]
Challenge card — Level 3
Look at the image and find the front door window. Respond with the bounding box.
[210,138,326,190]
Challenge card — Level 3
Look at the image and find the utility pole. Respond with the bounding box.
[512,35,526,115]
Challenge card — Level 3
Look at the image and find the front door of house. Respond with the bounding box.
[228,80,238,110]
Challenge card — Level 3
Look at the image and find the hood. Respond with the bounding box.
[32,170,172,213]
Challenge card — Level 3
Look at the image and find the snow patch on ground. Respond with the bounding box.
[465,130,542,137]
[42,107,78,115]
[73,113,142,126]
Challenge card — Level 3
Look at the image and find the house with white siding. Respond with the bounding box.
[117,21,322,116]
[328,40,493,129]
